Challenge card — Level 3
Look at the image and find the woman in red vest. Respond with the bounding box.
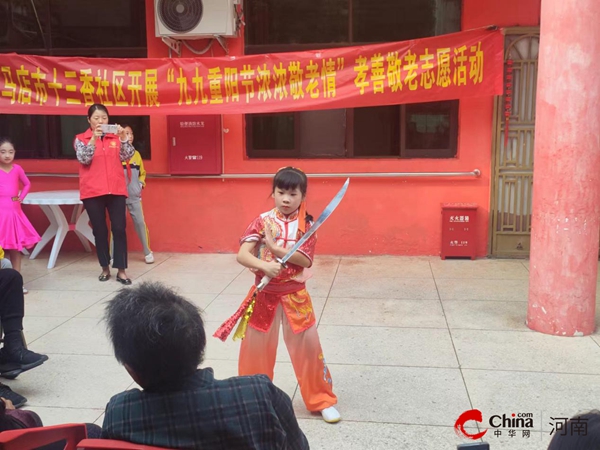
[74,104,135,285]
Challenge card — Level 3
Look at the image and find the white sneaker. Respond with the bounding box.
[320,406,341,423]
[22,286,28,295]
[144,252,155,264]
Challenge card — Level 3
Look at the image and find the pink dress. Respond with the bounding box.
[0,164,41,250]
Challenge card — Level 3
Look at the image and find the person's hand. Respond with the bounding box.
[1,398,15,410]
[116,125,128,141]
[261,261,282,278]
[90,124,103,142]
[263,227,279,253]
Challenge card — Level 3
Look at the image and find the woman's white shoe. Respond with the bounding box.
[320,406,341,423]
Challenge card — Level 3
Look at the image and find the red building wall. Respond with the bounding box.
[20,0,541,256]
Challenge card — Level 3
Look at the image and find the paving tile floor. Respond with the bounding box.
[13,252,600,449]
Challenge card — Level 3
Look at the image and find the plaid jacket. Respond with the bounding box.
[101,368,309,450]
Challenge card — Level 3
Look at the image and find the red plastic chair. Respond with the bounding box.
[77,439,171,450]
[0,423,87,449]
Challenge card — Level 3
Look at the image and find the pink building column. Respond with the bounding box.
[527,0,600,335]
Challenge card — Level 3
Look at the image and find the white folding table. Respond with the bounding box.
[22,190,94,269]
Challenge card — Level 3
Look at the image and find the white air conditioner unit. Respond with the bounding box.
[155,0,238,39]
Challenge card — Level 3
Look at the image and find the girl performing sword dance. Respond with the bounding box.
[215,167,347,423]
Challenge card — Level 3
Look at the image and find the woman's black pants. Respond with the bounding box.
[82,195,128,269]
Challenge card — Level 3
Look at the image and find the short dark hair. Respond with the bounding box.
[272,167,308,196]
[104,282,206,388]
[548,410,600,449]
[87,103,109,120]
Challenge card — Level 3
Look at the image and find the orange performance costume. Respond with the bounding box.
[214,207,337,412]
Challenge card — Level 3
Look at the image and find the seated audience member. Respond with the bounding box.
[548,410,600,449]
[102,282,310,450]
[0,268,48,406]
[0,397,101,450]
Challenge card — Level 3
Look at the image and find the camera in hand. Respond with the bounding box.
[100,124,118,134]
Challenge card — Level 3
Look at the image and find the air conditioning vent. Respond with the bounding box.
[157,0,203,34]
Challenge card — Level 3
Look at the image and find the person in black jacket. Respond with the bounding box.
[0,268,49,407]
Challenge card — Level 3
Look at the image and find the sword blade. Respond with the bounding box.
[280,177,350,264]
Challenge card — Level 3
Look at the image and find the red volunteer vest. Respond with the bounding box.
[75,128,128,200]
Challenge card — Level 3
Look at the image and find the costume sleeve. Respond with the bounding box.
[267,380,310,450]
[74,137,95,165]
[240,216,264,245]
[16,165,31,200]
[297,222,317,267]
[138,152,147,187]
[119,140,135,162]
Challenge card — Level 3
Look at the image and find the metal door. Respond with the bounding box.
[490,28,540,257]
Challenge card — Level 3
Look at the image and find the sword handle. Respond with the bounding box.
[257,275,271,291]
[257,258,286,291]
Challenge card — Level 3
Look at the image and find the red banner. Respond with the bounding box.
[0,28,503,116]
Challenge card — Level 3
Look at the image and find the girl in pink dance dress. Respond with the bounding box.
[0,138,40,293]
